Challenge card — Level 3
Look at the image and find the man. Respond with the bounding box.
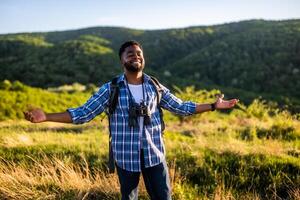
[24,41,239,200]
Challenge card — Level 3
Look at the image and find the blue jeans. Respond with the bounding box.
[116,150,171,200]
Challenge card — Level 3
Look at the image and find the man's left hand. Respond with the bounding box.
[215,94,239,110]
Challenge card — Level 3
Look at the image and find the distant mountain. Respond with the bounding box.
[0,19,299,100]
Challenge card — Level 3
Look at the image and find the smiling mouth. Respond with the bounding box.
[130,61,142,65]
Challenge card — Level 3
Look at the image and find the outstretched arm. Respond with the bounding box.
[160,85,238,115]
[24,109,72,123]
[24,83,110,124]
[195,94,239,113]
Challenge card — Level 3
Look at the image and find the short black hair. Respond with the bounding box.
[118,40,143,59]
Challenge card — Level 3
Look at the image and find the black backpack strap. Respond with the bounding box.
[108,77,119,115]
[149,76,163,103]
[107,76,119,173]
[149,76,165,132]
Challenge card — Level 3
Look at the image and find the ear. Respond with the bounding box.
[120,53,126,63]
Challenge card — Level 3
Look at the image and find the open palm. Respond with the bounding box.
[215,94,239,110]
[24,109,47,123]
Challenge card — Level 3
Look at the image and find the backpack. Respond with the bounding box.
[107,75,165,173]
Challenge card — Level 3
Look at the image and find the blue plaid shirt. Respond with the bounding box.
[67,73,196,172]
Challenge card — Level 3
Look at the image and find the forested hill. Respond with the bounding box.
[1,19,300,99]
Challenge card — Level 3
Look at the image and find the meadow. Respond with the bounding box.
[0,82,299,199]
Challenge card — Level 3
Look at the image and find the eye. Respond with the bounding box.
[127,53,134,57]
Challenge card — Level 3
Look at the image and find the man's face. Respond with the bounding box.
[121,45,145,73]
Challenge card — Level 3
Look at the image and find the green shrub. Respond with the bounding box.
[238,127,256,141]
[0,80,12,90]
[256,125,297,141]
[169,149,300,199]
[246,99,269,119]
[11,81,27,91]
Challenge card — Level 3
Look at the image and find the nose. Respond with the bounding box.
[131,54,140,60]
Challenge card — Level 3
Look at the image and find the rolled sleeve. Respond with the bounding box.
[67,83,110,124]
[160,85,196,116]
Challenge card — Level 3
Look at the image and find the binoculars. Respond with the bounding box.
[128,102,151,127]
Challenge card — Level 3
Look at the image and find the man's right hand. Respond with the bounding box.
[24,109,47,123]
[24,109,72,123]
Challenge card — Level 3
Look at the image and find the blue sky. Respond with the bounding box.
[1,0,300,34]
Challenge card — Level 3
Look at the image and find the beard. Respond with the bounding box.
[124,61,144,72]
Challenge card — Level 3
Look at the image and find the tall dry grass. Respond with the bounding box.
[0,155,120,200]
[2,155,288,200]
[1,157,299,199]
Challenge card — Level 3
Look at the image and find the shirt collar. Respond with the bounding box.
[116,73,151,85]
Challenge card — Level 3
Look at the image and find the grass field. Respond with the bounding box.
[0,85,299,199]
[0,108,299,199]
